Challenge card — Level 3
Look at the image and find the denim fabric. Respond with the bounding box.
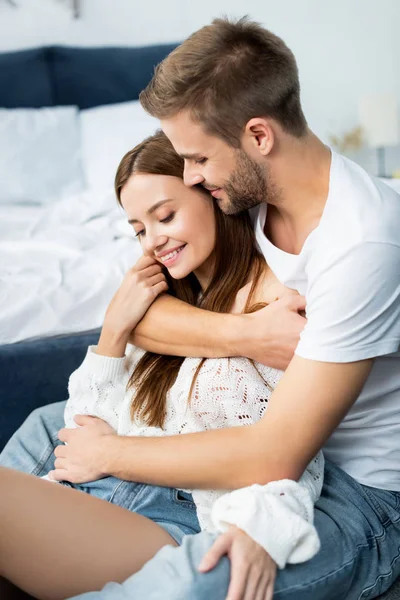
[3,403,400,599]
[70,460,400,600]
[0,401,66,475]
[0,401,200,544]
[66,478,200,545]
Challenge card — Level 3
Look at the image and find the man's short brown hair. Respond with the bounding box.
[140,16,308,147]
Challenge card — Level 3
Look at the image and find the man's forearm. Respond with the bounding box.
[130,294,304,370]
[101,424,299,490]
[130,294,242,358]
[98,357,372,491]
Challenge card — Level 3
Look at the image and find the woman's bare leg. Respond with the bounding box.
[0,468,177,600]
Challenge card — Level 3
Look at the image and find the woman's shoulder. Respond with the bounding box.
[230,268,298,314]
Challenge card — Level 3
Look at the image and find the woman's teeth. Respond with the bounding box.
[159,246,185,263]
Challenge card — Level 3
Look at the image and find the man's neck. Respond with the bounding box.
[265,131,332,255]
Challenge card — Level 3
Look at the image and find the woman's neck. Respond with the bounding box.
[193,253,215,291]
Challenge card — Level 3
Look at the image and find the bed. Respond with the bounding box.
[0,42,176,448]
[0,43,177,346]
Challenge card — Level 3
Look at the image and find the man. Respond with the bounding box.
[2,16,400,600]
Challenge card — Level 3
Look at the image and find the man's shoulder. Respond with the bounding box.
[321,154,400,249]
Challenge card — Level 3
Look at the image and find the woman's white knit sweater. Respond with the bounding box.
[64,344,324,568]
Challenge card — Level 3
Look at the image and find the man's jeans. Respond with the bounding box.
[2,402,400,599]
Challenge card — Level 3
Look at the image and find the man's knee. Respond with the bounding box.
[14,401,67,441]
[118,532,230,600]
[27,401,67,427]
[0,401,66,471]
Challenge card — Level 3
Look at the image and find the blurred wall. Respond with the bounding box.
[0,0,399,151]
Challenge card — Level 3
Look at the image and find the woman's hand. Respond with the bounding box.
[199,526,277,600]
[103,255,168,338]
[48,415,116,484]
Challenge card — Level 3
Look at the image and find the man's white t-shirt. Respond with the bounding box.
[255,150,400,491]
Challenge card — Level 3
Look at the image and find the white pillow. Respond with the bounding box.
[80,100,160,191]
[0,106,84,205]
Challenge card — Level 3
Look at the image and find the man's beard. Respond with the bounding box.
[221,150,279,215]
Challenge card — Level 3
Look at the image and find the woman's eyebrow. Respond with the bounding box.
[128,199,173,224]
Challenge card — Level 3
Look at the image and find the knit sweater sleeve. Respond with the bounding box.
[63,344,139,431]
[210,452,324,569]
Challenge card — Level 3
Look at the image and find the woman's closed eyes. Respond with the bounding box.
[134,212,176,237]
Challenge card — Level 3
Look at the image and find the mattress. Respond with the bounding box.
[0,189,141,345]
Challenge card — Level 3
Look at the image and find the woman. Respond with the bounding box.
[0,131,322,600]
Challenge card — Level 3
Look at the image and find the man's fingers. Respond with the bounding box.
[54,458,67,470]
[74,414,97,427]
[47,469,68,482]
[198,534,231,572]
[54,445,66,458]
[58,428,71,442]
[287,294,306,312]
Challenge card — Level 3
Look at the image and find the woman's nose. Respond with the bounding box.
[144,233,168,255]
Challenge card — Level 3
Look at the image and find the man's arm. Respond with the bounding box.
[130,293,306,370]
[99,356,372,489]
[107,241,400,488]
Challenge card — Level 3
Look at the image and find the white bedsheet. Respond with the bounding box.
[0,189,141,345]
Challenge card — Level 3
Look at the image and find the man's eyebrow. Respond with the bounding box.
[128,199,173,224]
[179,152,204,160]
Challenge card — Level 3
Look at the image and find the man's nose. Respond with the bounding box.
[183,163,204,187]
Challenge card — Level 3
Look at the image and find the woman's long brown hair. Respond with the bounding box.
[115,130,267,429]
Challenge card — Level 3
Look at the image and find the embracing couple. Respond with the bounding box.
[1,16,400,600]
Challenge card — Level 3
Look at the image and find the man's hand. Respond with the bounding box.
[48,415,116,484]
[240,295,307,369]
[199,526,277,600]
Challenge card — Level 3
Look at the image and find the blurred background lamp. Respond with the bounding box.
[359,93,399,177]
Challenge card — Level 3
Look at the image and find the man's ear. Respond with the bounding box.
[244,118,274,156]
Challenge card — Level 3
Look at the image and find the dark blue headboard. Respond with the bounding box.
[0,43,178,109]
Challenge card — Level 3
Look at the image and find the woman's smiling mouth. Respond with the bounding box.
[157,244,187,266]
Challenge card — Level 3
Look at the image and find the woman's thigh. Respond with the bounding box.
[68,477,200,545]
[0,468,177,600]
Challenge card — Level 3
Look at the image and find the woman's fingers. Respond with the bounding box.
[253,570,273,600]
[152,280,169,298]
[225,561,249,600]
[134,254,158,269]
[243,564,262,600]
[148,272,167,286]
[266,582,275,600]
[198,533,231,572]
[147,273,168,298]
[137,263,164,278]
